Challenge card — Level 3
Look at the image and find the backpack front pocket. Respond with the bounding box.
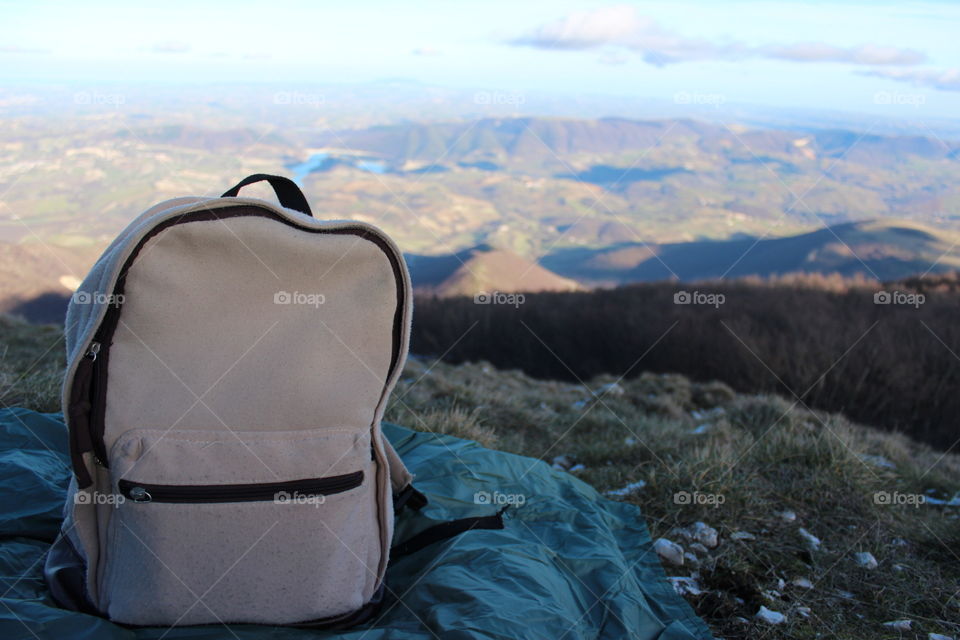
[100,428,382,626]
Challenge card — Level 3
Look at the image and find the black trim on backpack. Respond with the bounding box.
[68,205,406,489]
[390,506,509,559]
[221,174,313,217]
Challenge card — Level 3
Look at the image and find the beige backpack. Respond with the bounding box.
[44,175,433,627]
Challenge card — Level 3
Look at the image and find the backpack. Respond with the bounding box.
[42,174,485,627]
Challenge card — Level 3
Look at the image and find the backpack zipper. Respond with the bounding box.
[118,470,363,504]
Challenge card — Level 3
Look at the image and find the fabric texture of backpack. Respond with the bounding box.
[44,175,433,627]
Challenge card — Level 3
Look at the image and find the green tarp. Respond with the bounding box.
[0,408,712,640]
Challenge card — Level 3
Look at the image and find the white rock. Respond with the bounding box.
[730,531,756,541]
[755,606,786,624]
[624,437,637,446]
[776,578,785,590]
[791,577,814,589]
[761,589,781,601]
[568,463,586,473]
[605,480,646,497]
[689,542,710,556]
[691,423,712,435]
[795,606,811,618]
[595,382,625,397]
[928,634,954,640]
[883,620,912,631]
[892,564,906,573]
[854,551,878,569]
[668,576,702,596]
[551,455,573,470]
[798,528,821,550]
[778,510,797,522]
[890,537,908,547]
[683,552,700,567]
[836,590,855,599]
[685,522,719,548]
[733,616,749,624]
[654,538,685,566]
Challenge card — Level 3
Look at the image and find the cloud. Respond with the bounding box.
[411,46,442,57]
[151,40,191,54]
[510,6,925,67]
[861,68,960,91]
[763,43,925,66]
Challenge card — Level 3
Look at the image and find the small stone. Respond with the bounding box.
[730,531,756,541]
[689,542,710,556]
[778,510,797,522]
[668,576,702,596]
[691,522,719,548]
[654,538,685,566]
[928,634,954,640]
[890,537,908,547]
[776,578,785,590]
[883,620,912,631]
[892,564,906,573]
[551,455,573,470]
[571,400,587,410]
[568,463,586,473]
[795,606,811,618]
[733,616,749,624]
[595,382,625,397]
[854,551,878,569]
[624,437,637,445]
[836,590,855,599]
[762,589,781,601]
[691,423,712,435]
[605,480,646,497]
[755,606,786,625]
[791,577,814,589]
[683,552,700,567]
[798,528,821,550]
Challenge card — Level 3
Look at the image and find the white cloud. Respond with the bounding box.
[151,40,191,54]
[411,46,442,57]
[510,6,925,67]
[861,68,960,91]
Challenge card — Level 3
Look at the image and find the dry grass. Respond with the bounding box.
[2,315,958,639]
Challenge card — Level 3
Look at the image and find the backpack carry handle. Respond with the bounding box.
[221,174,313,217]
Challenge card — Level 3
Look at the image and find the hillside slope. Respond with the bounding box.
[542,219,960,285]
[406,244,582,297]
[1,314,957,639]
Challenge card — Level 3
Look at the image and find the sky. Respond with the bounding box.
[1,0,959,120]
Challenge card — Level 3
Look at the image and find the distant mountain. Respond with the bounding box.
[541,220,960,285]
[407,245,582,297]
[310,117,960,174]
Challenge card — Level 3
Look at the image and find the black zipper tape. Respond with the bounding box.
[118,470,363,504]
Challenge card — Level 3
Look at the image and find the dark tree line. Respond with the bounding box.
[411,275,960,450]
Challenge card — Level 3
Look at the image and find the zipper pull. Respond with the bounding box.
[128,486,152,503]
[86,342,101,362]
